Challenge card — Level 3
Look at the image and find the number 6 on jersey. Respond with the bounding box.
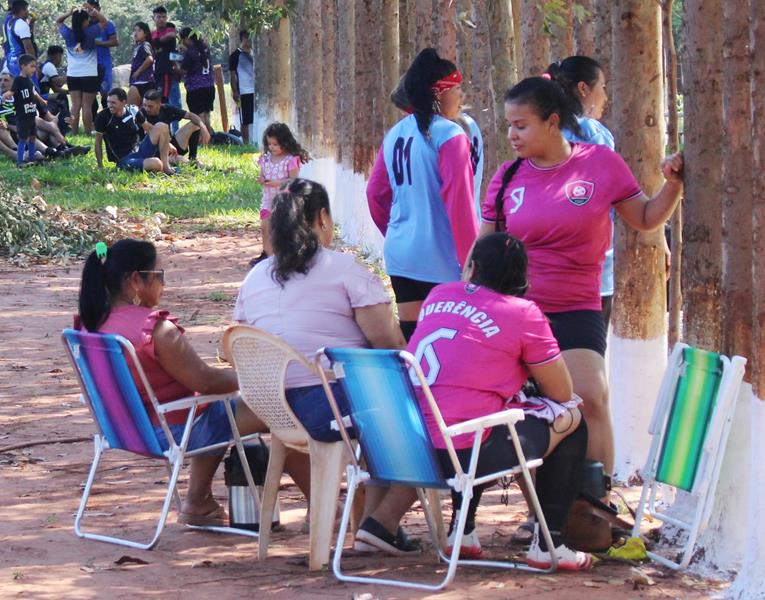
[409,327,458,386]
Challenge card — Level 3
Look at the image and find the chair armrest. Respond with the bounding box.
[444,408,525,438]
[155,391,241,414]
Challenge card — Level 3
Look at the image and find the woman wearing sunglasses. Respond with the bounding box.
[75,239,305,527]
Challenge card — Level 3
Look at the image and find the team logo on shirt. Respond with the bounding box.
[565,180,595,206]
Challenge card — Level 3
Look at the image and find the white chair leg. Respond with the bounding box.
[259,436,288,561]
[308,440,348,571]
[74,435,105,539]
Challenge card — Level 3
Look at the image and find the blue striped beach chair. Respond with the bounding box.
[61,328,262,550]
[632,343,746,569]
[315,347,559,591]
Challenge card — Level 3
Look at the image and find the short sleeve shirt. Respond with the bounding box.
[407,282,561,449]
[151,25,177,77]
[233,248,392,388]
[95,20,117,67]
[135,104,186,128]
[11,75,37,121]
[481,143,642,313]
[95,107,140,162]
[228,48,254,94]
[257,152,301,207]
[180,43,214,90]
[130,41,154,84]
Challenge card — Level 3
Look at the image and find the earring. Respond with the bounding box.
[132,291,141,306]
[321,224,328,231]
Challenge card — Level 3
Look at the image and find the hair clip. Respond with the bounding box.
[541,73,552,80]
[95,241,108,263]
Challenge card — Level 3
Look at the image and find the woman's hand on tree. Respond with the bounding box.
[661,152,684,183]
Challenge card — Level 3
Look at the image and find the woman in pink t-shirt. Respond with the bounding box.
[481,76,684,488]
[235,178,422,556]
[77,239,299,527]
[408,233,591,569]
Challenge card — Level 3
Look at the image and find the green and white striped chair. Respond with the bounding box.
[632,343,746,569]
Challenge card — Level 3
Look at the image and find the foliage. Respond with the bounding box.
[169,0,292,38]
[538,1,591,37]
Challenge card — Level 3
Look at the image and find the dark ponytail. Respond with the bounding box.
[404,48,458,138]
[469,232,528,297]
[504,76,582,138]
[270,178,330,286]
[493,158,523,232]
[545,56,603,117]
[78,239,157,331]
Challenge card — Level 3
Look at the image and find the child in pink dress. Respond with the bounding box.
[251,122,309,266]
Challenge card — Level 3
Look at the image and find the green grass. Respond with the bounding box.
[0,135,263,222]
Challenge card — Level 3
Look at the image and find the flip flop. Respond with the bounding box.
[178,504,227,527]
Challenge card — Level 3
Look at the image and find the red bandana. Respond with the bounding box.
[431,70,463,95]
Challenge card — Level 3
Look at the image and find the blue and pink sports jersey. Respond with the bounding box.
[482,143,642,313]
[367,114,477,284]
[407,281,561,449]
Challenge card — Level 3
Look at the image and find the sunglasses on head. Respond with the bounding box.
[138,269,165,284]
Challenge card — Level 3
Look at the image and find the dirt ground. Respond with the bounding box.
[0,232,731,599]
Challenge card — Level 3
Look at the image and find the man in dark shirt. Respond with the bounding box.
[151,5,181,132]
[137,88,209,163]
[94,86,173,174]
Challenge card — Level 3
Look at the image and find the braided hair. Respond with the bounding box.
[469,232,529,297]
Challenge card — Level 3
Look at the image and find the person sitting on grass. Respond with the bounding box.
[94,86,174,175]
[76,239,301,526]
[2,53,45,167]
[137,88,210,165]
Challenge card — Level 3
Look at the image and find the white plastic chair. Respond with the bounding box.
[223,325,352,570]
[61,328,262,550]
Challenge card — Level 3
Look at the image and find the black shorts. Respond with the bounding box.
[16,117,36,139]
[131,82,155,99]
[186,86,215,115]
[390,275,439,304]
[170,135,188,155]
[239,93,254,126]
[67,75,100,93]
[436,418,550,480]
[546,309,607,356]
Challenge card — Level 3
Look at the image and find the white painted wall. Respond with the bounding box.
[610,334,667,481]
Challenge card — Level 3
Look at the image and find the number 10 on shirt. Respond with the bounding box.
[392,136,414,186]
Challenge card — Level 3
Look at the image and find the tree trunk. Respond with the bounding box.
[520,0,550,76]
[550,0,574,59]
[416,0,434,49]
[681,0,724,351]
[663,0,682,349]
[321,0,337,151]
[353,0,382,174]
[456,0,474,85]
[720,0,752,366]
[435,0,457,62]
[399,0,414,69]
[574,0,596,56]
[510,0,523,76]
[609,0,668,478]
[306,0,323,149]
[269,12,291,124]
[469,0,497,182]
[593,0,612,126]
[488,0,517,165]
[335,0,355,166]
[382,0,400,129]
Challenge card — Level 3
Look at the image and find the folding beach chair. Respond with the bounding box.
[223,325,353,571]
[316,347,559,592]
[632,343,747,569]
[61,328,262,550]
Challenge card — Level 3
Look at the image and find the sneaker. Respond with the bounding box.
[353,517,421,556]
[525,524,592,571]
[445,527,483,559]
[510,518,535,545]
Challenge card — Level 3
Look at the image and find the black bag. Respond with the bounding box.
[224,438,280,531]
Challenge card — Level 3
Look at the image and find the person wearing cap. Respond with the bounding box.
[366,47,478,343]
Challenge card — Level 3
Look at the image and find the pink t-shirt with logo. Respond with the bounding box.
[233,248,392,388]
[482,143,642,313]
[407,282,561,449]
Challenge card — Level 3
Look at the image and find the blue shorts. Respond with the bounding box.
[117,135,158,171]
[154,399,235,453]
[285,383,353,442]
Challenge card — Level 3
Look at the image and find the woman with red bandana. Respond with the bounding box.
[367,48,478,341]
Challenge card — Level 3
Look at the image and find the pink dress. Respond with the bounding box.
[257,152,301,219]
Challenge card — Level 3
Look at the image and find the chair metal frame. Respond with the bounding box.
[632,342,747,569]
[62,328,262,551]
[316,347,559,592]
[223,325,352,571]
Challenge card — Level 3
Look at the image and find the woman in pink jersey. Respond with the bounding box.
[481,77,684,490]
[77,239,308,526]
[409,233,591,569]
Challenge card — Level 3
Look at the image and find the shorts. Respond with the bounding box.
[15,117,36,139]
[116,134,158,171]
[170,135,187,155]
[154,398,236,452]
[285,382,353,442]
[131,81,155,99]
[67,75,100,94]
[186,86,215,115]
[97,64,113,95]
[239,93,254,126]
[436,418,550,480]
[546,309,607,357]
[390,275,439,304]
